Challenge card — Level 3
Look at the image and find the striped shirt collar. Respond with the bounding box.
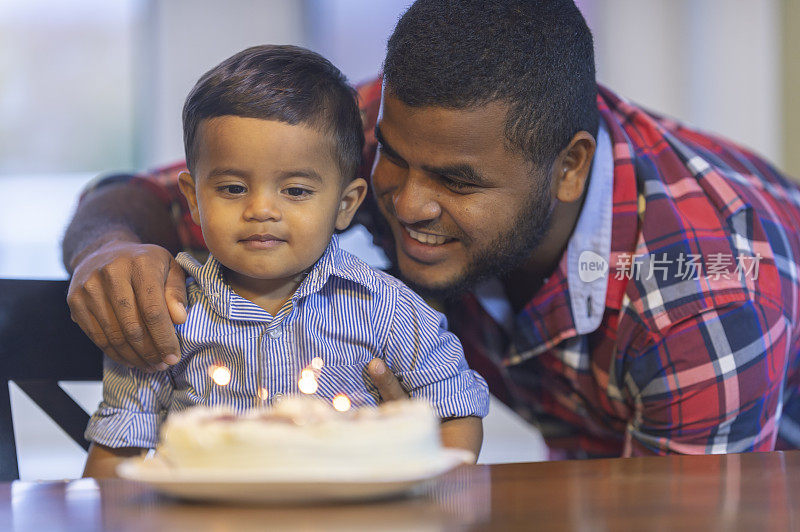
[176,234,375,321]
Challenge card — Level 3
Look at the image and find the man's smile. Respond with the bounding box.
[396,223,459,264]
[405,226,452,245]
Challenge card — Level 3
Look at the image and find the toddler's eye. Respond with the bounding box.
[285,187,311,197]
[219,184,246,195]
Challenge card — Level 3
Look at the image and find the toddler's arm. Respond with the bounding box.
[381,287,490,437]
[84,356,172,477]
[440,416,483,461]
[83,443,146,478]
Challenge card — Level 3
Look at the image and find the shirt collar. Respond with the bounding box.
[474,118,614,364]
[176,251,235,319]
[565,119,614,334]
[176,234,375,321]
[472,118,614,347]
[467,86,641,362]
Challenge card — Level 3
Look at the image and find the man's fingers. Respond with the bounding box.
[69,278,124,364]
[132,266,181,366]
[164,258,188,326]
[83,288,163,370]
[103,272,165,368]
[69,297,144,369]
[66,241,179,371]
[367,358,408,402]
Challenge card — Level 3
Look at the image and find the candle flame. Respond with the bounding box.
[298,375,318,394]
[298,361,321,394]
[311,357,324,370]
[297,368,319,395]
[210,365,231,386]
[332,394,351,412]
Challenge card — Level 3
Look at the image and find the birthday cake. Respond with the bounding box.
[155,396,448,477]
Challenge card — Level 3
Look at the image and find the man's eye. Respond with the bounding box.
[218,184,246,194]
[444,179,475,193]
[285,187,311,197]
[378,144,407,168]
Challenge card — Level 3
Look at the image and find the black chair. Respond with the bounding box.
[0,279,102,480]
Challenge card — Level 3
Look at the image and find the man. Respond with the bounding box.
[63,0,800,458]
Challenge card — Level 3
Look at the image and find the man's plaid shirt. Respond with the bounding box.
[85,78,800,458]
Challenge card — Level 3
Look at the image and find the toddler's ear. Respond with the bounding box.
[335,178,368,231]
[177,171,201,226]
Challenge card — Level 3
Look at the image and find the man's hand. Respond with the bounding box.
[67,240,187,370]
[367,359,482,458]
[367,358,409,402]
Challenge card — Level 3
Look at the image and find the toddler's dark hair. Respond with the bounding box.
[183,45,364,180]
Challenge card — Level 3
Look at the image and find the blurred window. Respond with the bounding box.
[0,0,137,174]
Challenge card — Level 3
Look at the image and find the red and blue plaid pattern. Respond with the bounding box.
[85,77,800,458]
[447,85,800,458]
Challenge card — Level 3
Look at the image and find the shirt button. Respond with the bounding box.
[268,329,282,339]
[272,392,285,403]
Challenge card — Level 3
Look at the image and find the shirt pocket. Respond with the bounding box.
[316,363,380,408]
[294,323,380,366]
[175,332,263,406]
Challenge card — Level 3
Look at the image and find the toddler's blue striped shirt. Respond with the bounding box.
[85,235,489,448]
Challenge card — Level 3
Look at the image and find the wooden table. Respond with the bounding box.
[2,451,799,531]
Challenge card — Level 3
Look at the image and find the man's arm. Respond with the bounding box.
[63,180,188,369]
[83,443,145,478]
[624,299,789,455]
[62,179,181,272]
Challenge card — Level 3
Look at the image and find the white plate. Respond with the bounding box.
[117,449,473,504]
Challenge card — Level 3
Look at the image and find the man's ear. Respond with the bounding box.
[553,131,596,203]
[335,177,368,231]
[177,171,201,225]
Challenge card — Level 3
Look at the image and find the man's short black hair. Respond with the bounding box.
[384,0,597,169]
[183,45,364,180]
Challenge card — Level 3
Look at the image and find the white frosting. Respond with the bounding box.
[157,397,443,477]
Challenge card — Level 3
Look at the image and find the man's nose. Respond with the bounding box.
[243,194,281,222]
[392,171,441,225]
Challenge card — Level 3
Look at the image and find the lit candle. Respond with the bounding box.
[258,387,270,401]
[210,365,231,386]
[298,365,319,394]
[298,376,318,394]
[332,394,351,412]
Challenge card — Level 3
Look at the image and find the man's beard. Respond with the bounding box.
[408,182,555,301]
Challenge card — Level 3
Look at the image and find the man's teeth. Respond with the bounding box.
[407,228,448,245]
